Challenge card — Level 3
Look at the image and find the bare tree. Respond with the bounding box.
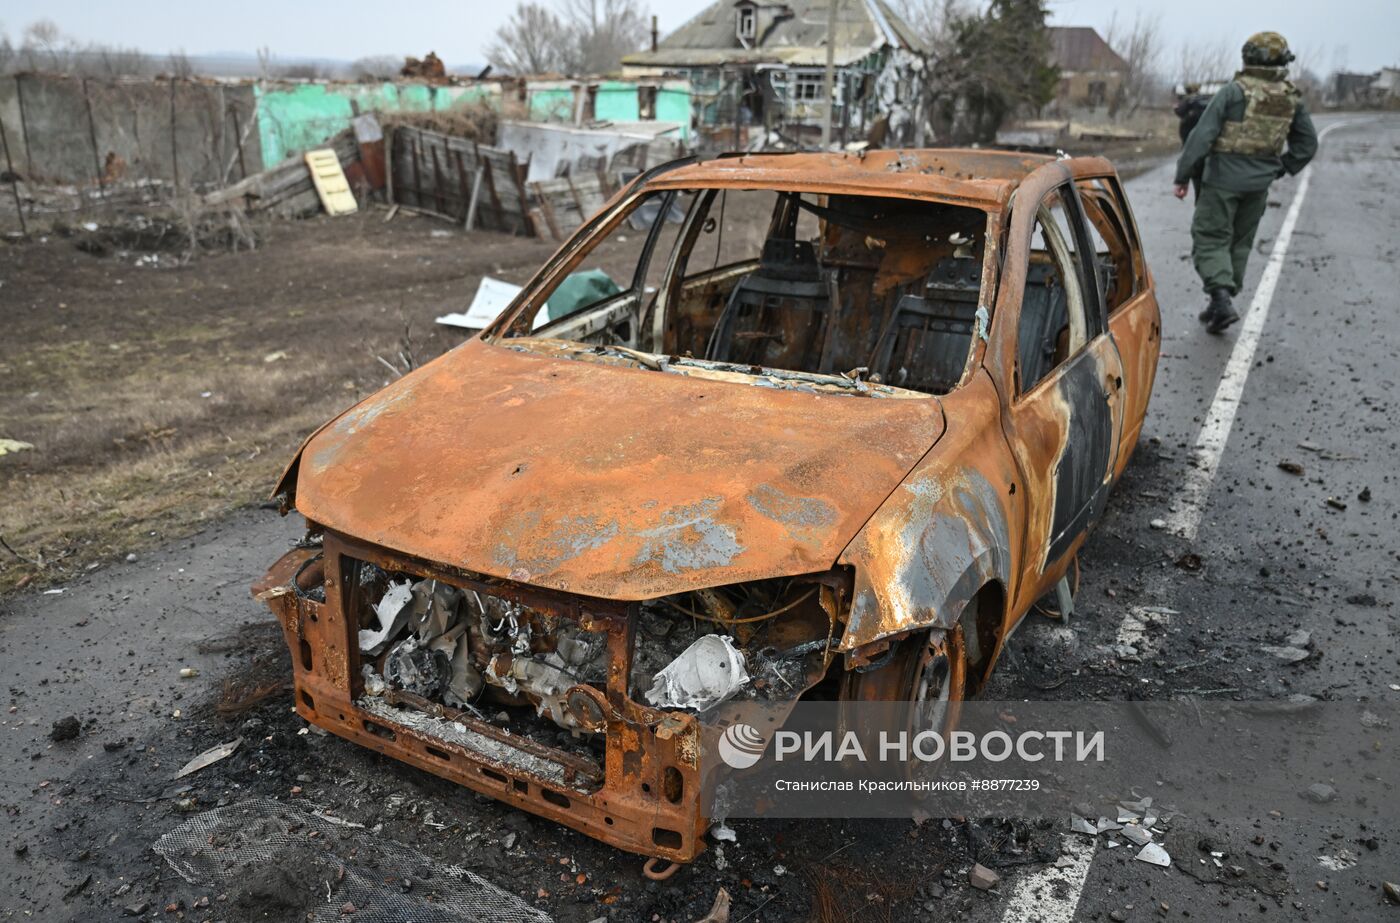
[486,2,571,75]
[1288,44,1326,106]
[21,18,75,72]
[1175,37,1234,89]
[893,0,969,47]
[167,49,193,79]
[0,32,14,74]
[90,43,150,77]
[351,55,401,81]
[1104,10,1163,117]
[256,46,274,79]
[559,0,650,75]
[487,0,649,76]
[278,62,327,80]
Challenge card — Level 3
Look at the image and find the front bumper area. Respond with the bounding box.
[253,533,710,862]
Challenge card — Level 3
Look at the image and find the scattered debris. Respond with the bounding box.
[968,863,1000,890]
[1277,460,1304,475]
[1316,848,1358,872]
[1135,842,1171,867]
[1302,782,1336,804]
[1262,631,1311,663]
[1120,824,1153,847]
[1149,518,1166,530]
[1358,486,1372,502]
[709,822,738,843]
[694,887,731,923]
[154,799,549,922]
[644,635,750,710]
[178,667,199,678]
[1070,814,1098,835]
[436,276,526,331]
[1174,552,1202,572]
[1325,497,1348,511]
[49,715,80,742]
[358,580,414,656]
[173,737,242,779]
[1383,881,1400,904]
[0,438,35,456]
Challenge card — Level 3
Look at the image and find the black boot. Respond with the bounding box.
[1205,287,1238,334]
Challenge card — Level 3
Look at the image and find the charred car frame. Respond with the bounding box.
[255,149,1160,864]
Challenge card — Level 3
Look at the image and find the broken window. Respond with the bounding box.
[638,85,658,120]
[498,185,990,397]
[508,189,686,348]
[736,4,756,42]
[1017,186,1100,392]
[1076,177,1143,314]
[793,72,825,102]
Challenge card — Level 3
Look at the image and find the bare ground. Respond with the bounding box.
[0,209,561,591]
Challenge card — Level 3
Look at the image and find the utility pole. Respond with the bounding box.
[820,0,837,149]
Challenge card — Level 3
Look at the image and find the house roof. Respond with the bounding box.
[1048,26,1128,74]
[623,0,924,69]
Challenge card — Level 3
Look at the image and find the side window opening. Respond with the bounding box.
[1076,178,1140,313]
[1017,189,1093,393]
[506,189,684,348]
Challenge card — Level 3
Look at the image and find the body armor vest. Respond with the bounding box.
[1212,70,1300,158]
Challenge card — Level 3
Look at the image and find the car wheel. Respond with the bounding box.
[1032,555,1080,620]
[839,622,968,778]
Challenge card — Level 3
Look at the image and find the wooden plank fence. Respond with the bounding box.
[527,137,687,241]
[204,131,360,218]
[388,125,534,236]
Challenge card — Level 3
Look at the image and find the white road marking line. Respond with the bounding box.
[1012,127,1350,917]
[1166,120,1353,542]
[998,834,1097,923]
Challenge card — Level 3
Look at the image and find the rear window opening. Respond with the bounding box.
[497,188,990,397]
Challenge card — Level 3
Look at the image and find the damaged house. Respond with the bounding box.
[1047,26,1129,112]
[621,0,927,146]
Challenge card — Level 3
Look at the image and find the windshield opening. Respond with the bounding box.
[494,187,991,397]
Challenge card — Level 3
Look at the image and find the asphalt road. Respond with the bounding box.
[2,114,1397,922]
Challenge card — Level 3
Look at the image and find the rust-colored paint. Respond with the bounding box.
[292,337,943,600]
[257,148,1160,864]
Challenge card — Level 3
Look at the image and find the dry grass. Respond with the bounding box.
[378,98,517,145]
[0,208,559,593]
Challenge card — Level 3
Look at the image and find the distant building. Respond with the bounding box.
[1048,26,1128,110]
[621,0,926,146]
[524,79,694,141]
[1330,68,1400,107]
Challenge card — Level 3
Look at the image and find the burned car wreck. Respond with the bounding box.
[254,150,1160,865]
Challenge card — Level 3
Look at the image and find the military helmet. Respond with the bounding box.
[1242,31,1294,66]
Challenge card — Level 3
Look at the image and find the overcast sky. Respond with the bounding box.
[1,0,1393,74]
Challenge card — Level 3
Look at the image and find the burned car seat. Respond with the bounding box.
[869,257,981,393]
[705,238,832,368]
[1016,261,1071,390]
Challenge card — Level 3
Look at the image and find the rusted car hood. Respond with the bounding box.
[291,339,945,600]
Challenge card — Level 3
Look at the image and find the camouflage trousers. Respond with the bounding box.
[1190,183,1270,295]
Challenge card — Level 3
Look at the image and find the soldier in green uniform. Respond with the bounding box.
[1174,31,1318,333]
